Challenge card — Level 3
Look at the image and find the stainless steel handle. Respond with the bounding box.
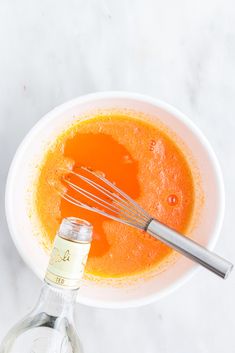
[147,219,233,279]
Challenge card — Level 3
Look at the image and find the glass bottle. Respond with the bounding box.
[0,217,93,353]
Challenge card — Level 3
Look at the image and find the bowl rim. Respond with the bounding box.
[5,91,225,308]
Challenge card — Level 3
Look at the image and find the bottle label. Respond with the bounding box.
[45,235,90,289]
[9,327,73,353]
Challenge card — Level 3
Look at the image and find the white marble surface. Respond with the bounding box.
[0,0,235,351]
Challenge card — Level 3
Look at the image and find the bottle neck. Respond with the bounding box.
[36,218,92,319]
[35,283,78,319]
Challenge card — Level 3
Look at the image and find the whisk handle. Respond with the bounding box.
[147,219,233,279]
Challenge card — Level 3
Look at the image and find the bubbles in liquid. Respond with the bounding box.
[123,155,133,164]
[47,176,67,195]
[167,194,178,206]
[134,127,140,133]
[94,170,106,178]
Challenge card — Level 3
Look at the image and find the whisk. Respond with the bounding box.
[59,166,233,279]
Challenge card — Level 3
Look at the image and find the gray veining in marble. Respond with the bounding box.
[0,0,235,352]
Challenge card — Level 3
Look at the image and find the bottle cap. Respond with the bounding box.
[59,217,93,243]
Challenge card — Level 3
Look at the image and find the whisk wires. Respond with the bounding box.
[59,167,151,230]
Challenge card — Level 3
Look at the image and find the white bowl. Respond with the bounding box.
[5,92,224,308]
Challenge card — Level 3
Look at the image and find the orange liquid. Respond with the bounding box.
[35,113,195,278]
